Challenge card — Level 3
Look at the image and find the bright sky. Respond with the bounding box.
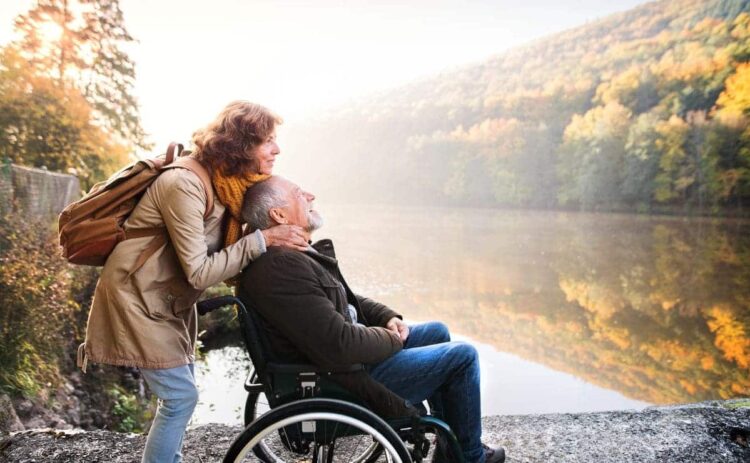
[0,0,650,154]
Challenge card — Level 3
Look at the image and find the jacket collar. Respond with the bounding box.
[305,239,338,266]
[311,239,336,258]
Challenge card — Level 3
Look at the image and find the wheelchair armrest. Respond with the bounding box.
[266,362,364,374]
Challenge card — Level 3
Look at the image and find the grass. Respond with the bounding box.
[723,399,750,409]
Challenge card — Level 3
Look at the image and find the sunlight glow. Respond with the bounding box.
[37,21,63,45]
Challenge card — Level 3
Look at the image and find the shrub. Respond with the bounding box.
[0,212,81,396]
[109,384,153,433]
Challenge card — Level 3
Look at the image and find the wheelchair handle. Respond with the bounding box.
[196,296,247,316]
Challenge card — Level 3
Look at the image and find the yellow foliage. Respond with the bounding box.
[679,379,697,395]
[731,12,750,39]
[563,102,631,143]
[595,65,642,105]
[701,355,715,371]
[731,383,749,395]
[716,63,750,118]
[705,304,750,369]
[559,278,625,320]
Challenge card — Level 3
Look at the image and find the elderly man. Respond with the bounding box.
[238,176,505,463]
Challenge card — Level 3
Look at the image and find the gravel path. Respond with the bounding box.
[2,400,748,462]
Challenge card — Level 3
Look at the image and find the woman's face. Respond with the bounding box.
[249,131,280,175]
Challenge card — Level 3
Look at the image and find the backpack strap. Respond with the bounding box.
[165,142,183,165]
[167,156,215,219]
[127,232,168,278]
[125,146,215,278]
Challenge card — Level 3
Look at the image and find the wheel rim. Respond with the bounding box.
[233,411,404,463]
[246,392,384,463]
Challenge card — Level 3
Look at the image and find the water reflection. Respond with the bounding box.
[195,206,750,423]
[321,205,750,405]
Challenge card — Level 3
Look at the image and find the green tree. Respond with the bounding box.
[622,113,662,210]
[654,115,693,204]
[653,112,723,210]
[558,102,631,209]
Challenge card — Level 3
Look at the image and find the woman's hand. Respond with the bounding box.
[261,224,309,251]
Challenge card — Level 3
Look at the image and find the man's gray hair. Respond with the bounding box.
[241,179,287,231]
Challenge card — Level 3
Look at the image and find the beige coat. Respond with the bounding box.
[79,168,266,370]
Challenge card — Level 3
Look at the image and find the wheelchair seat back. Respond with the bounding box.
[236,297,366,409]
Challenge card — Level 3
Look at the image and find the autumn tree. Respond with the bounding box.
[11,0,148,149]
[281,0,750,214]
[0,48,129,188]
[717,63,750,119]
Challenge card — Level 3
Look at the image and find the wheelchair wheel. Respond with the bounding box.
[225,398,411,463]
[244,390,270,426]
[244,391,387,462]
[243,390,276,461]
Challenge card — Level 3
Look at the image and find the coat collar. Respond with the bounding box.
[305,239,338,266]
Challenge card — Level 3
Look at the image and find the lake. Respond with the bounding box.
[192,205,750,425]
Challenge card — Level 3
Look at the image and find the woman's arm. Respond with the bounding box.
[159,170,264,290]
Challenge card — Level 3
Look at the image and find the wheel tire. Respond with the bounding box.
[243,391,275,462]
[225,398,411,463]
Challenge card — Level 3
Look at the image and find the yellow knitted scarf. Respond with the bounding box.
[212,168,270,251]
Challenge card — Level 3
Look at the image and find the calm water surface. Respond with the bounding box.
[193,205,750,424]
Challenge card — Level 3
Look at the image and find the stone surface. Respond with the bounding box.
[483,400,750,462]
[0,395,24,433]
[1,400,748,462]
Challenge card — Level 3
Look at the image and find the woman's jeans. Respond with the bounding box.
[369,322,485,463]
[139,363,199,463]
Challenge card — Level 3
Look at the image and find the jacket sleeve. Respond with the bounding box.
[247,252,403,368]
[158,170,266,290]
[356,295,402,328]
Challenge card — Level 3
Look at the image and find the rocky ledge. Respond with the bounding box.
[1,400,749,462]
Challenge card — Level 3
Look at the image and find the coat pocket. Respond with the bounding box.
[132,272,190,320]
[318,273,349,320]
[171,281,201,316]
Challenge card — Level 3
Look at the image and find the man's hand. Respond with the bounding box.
[386,317,409,342]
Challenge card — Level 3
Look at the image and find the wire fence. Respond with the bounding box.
[0,158,81,222]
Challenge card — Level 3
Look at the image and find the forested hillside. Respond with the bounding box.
[286,0,750,214]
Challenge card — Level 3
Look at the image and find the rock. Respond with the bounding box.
[0,395,24,433]
[12,397,72,431]
[1,400,749,462]
[51,385,81,427]
[13,399,33,419]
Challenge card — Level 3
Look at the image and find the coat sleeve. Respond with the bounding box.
[246,252,403,368]
[356,295,402,328]
[158,170,266,290]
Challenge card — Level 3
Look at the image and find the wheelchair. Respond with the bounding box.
[196,296,466,463]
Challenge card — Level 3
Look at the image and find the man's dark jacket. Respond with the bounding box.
[238,239,416,418]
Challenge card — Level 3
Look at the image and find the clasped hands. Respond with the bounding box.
[386,317,410,342]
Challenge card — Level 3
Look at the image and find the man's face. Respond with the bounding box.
[275,178,323,232]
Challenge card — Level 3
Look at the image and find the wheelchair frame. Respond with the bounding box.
[197,295,465,463]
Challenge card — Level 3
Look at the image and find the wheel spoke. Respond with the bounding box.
[228,399,409,463]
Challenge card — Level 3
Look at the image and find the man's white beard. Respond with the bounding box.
[306,210,324,233]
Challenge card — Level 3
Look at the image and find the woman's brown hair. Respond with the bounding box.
[192,101,282,176]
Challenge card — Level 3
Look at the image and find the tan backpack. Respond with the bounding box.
[58,143,214,269]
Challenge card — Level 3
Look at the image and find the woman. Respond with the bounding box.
[78,101,307,462]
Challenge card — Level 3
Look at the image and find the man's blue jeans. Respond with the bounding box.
[369,322,485,463]
[139,363,199,463]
